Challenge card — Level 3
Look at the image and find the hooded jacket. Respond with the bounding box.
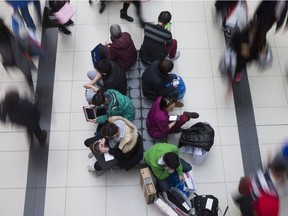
[107,32,137,72]
[101,60,127,95]
[96,89,135,123]
[144,143,183,180]
[141,60,179,100]
[107,116,143,171]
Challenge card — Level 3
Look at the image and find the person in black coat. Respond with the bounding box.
[141,59,179,100]
[84,59,127,103]
[0,90,47,145]
[230,20,266,82]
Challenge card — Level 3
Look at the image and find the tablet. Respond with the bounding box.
[83,106,97,121]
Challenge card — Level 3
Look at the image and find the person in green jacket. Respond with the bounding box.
[144,143,192,191]
[91,89,135,124]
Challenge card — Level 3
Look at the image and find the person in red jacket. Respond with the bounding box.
[92,24,137,72]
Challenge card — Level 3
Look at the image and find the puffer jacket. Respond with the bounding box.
[107,32,137,71]
[96,89,135,123]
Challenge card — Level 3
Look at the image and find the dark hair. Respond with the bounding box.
[95,59,112,74]
[159,96,177,110]
[0,19,13,42]
[158,11,172,25]
[4,90,20,111]
[163,152,179,169]
[91,90,105,106]
[100,122,118,138]
[158,59,173,74]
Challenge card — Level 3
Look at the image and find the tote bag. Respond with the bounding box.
[53,2,76,25]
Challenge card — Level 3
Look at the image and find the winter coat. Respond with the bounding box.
[139,23,172,63]
[0,35,33,79]
[96,89,135,123]
[107,116,143,171]
[147,96,170,138]
[101,60,127,95]
[141,60,179,100]
[144,143,183,180]
[0,98,40,128]
[107,32,137,71]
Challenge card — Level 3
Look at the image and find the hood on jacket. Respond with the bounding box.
[108,116,138,153]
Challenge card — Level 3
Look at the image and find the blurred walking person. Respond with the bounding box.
[0,90,47,145]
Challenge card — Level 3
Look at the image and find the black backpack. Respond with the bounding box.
[191,194,219,216]
[179,122,215,152]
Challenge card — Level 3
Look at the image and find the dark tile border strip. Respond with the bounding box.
[24,28,58,216]
[232,71,262,175]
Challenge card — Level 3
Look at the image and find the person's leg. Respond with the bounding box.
[234,56,247,82]
[120,1,134,22]
[99,0,106,14]
[84,136,99,147]
[156,176,171,192]
[58,25,71,36]
[19,6,36,32]
[33,0,42,23]
[169,114,189,133]
[180,158,192,172]
[164,39,178,59]
[131,1,145,27]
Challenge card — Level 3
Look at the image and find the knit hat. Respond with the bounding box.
[110,24,122,39]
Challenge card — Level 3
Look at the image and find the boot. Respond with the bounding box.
[37,130,47,145]
[120,9,134,22]
[183,112,199,119]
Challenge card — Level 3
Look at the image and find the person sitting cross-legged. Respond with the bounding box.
[144,143,192,191]
[85,116,143,176]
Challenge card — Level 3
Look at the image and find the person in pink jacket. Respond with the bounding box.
[146,96,199,139]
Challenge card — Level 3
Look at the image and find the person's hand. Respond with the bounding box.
[179,175,184,182]
[88,119,97,123]
[83,83,92,89]
[99,138,106,146]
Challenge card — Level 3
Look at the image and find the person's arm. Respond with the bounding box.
[96,114,108,124]
[89,72,102,85]
[154,81,179,99]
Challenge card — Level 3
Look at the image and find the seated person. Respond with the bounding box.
[85,116,143,176]
[139,11,180,64]
[144,143,192,191]
[84,59,127,103]
[93,24,137,72]
[91,89,135,124]
[142,59,179,100]
[147,96,199,139]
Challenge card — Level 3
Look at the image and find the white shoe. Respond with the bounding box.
[169,51,181,61]
[88,152,93,159]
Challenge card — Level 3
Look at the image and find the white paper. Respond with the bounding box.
[104,153,114,161]
[183,170,196,191]
[182,202,191,211]
[205,198,213,210]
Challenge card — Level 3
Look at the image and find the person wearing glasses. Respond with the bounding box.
[147,96,199,139]
[85,116,143,176]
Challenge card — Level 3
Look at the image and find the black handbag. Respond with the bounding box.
[178,122,215,152]
[42,6,70,28]
[191,194,219,216]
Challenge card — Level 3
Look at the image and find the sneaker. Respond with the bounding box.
[169,51,181,61]
[175,101,184,108]
[183,111,199,119]
[37,130,47,145]
[95,170,106,176]
[58,27,71,36]
[234,71,242,83]
[88,152,93,159]
[66,20,74,26]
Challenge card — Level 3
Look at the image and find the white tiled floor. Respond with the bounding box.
[0,1,288,216]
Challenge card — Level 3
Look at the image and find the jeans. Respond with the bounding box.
[19,6,36,31]
[85,70,104,103]
[157,158,192,192]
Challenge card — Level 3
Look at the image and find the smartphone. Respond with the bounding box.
[83,106,97,121]
[169,115,179,122]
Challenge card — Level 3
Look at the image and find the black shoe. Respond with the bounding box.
[99,3,106,14]
[58,27,71,36]
[37,130,47,145]
[88,0,93,5]
[120,10,134,22]
[66,20,74,26]
[183,111,199,119]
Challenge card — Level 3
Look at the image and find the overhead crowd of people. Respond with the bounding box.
[0,1,288,215]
